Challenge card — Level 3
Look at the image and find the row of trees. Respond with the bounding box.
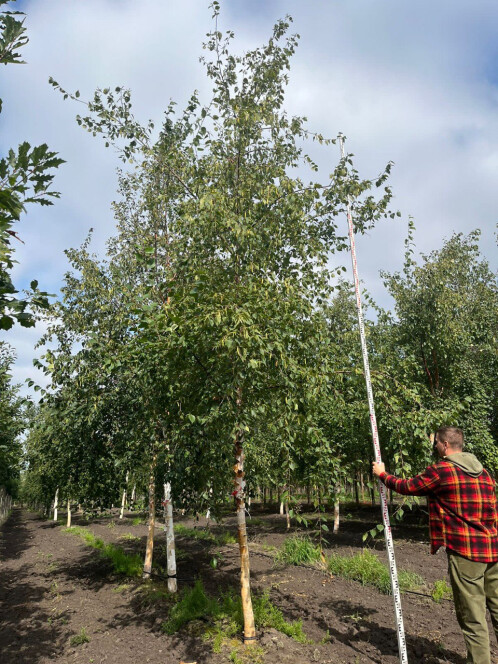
[3,2,497,642]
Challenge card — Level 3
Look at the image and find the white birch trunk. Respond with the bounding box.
[120,471,129,520]
[163,482,177,593]
[279,500,284,515]
[333,488,340,534]
[66,499,71,528]
[53,488,59,522]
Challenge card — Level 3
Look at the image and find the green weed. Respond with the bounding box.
[431,579,452,603]
[327,549,422,594]
[70,627,90,646]
[274,535,321,566]
[65,526,142,577]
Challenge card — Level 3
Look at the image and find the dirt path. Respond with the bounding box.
[0,507,494,663]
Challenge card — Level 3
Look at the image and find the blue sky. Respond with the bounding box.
[1,0,497,395]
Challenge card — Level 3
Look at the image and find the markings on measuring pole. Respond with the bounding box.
[340,137,408,664]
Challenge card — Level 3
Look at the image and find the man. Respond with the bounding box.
[373,426,498,664]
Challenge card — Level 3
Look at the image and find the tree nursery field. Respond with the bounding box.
[1,3,497,664]
[1,502,493,664]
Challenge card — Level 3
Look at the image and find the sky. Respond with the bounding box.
[1,0,497,397]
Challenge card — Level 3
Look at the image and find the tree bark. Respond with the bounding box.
[234,431,256,643]
[120,471,129,520]
[333,486,340,534]
[143,458,157,578]
[66,499,71,528]
[53,488,59,522]
[163,482,177,593]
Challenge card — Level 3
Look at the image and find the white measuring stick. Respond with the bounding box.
[340,137,408,664]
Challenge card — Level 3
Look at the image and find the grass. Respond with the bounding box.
[274,535,322,566]
[70,627,90,646]
[132,516,146,526]
[161,580,308,645]
[65,526,142,577]
[327,549,423,594]
[274,535,423,595]
[119,532,141,542]
[174,524,237,546]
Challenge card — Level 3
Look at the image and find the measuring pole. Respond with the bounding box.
[339,137,408,664]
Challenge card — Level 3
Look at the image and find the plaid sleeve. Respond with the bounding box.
[379,465,441,496]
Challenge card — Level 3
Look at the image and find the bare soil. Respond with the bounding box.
[1,503,497,664]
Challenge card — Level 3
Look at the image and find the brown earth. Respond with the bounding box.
[1,504,497,664]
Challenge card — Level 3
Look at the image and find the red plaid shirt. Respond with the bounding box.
[380,459,498,562]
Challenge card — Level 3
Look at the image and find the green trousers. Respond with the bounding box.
[447,551,498,664]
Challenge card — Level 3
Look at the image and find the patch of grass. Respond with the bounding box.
[247,518,264,526]
[138,583,173,608]
[274,535,322,566]
[132,516,145,526]
[70,627,90,646]
[162,580,308,645]
[119,532,141,542]
[252,591,309,643]
[327,549,423,594]
[431,579,452,603]
[162,580,220,634]
[65,526,142,577]
[174,524,236,546]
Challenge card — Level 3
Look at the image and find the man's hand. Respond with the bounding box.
[372,461,385,477]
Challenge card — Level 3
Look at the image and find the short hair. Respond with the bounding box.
[436,426,464,450]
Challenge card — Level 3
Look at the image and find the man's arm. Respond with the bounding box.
[372,461,441,496]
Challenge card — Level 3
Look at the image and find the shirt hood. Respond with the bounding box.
[444,452,483,477]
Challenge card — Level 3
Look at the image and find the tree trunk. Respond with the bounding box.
[354,476,359,505]
[143,458,157,578]
[120,471,129,520]
[333,486,340,534]
[130,484,136,506]
[306,482,311,507]
[360,473,365,502]
[66,499,71,528]
[263,487,267,506]
[285,499,290,530]
[234,431,256,643]
[53,488,59,522]
[279,500,284,516]
[163,482,177,593]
